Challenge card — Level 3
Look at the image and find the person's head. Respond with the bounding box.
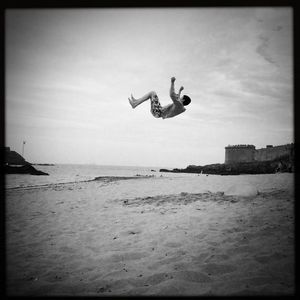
[181,95,191,106]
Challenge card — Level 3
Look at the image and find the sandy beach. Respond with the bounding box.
[5,173,294,296]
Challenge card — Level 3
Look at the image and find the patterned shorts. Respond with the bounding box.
[150,93,162,118]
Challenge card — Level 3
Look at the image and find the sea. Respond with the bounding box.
[5,164,195,190]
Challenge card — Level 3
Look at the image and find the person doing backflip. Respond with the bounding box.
[128,77,191,119]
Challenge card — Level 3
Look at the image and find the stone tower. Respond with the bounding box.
[225,145,256,164]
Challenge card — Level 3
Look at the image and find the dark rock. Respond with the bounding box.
[5,148,28,165]
[4,164,49,175]
[159,154,294,175]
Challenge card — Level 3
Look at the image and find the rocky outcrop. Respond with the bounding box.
[160,154,293,175]
[4,164,49,175]
[4,147,49,175]
[5,147,28,165]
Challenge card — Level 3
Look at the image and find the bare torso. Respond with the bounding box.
[161,103,185,119]
[161,94,186,119]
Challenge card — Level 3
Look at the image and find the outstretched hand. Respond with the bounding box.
[179,86,184,92]
[171,77,176,83]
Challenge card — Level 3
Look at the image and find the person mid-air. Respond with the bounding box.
[128,77,191,119]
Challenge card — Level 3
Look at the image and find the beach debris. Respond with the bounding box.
[129,231,137,235]
[28,276,38,281]
[230,198,238,203]
[97,285,111,293]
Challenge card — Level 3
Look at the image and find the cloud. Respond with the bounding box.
[256,34,277,65]
[240,78,292,100]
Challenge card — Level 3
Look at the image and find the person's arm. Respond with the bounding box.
[170,77,178,102]
[178,86,184,98]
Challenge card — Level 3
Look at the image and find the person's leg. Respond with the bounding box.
[128,91,156,108]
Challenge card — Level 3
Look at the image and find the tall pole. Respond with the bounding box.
[22,141,26,157]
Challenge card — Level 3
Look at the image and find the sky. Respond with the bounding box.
[5,7,293,168]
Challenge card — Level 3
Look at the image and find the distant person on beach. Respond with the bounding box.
[128,77,191,119]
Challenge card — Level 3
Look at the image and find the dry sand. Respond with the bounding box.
[5,173,294,296]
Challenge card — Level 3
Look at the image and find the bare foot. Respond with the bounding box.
[128,94,137,108]
[128,97,135,108]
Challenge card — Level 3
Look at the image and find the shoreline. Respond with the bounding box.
[5,175,155,191]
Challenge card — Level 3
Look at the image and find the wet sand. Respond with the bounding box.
[5,173,294,296]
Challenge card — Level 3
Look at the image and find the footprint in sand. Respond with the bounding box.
[207,241,219,247]
[224,184,258,197]
[254,252,287,264]
[191,252,210,263]
[108,251,149,262]
[120,229,142,236]
[202,263,237,275]
[127,272,171,288]
[195,233,208,239]
[148,255,185,271]
[59,246,77,253]
[226,245,256,256]
[204,254,230,263]
[174,270,212,283]
[142,273,171,286]
[164,242,182,248]
[245,276,278,286]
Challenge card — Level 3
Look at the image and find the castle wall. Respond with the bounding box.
[225,146,255,163]
[225,143,294,164]
[254,144,293,161]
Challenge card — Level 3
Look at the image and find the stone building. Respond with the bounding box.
[225,143,294,164]
[225,145,256,164]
